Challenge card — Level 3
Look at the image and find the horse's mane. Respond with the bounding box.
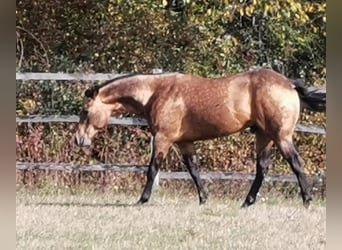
[84,72,177,98]
[84,73,138,98]
[99,73,139,89]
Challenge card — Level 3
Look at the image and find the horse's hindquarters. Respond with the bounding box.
[253,85,300,139]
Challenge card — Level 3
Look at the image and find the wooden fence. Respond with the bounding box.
[16,72,326,185]
[16,162,327,184]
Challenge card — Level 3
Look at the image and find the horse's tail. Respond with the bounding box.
[291,79,326,112]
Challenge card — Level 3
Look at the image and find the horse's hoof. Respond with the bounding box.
[241,202,249,208]
[241,196,255,208]
[199,199,207,205]
[241,201,254,208]
[136,198,148,205]
[136,201,146,206]
[303,200,311,209]
[303,195,312,209]
[199,193,208,205]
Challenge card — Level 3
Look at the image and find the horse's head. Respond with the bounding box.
[75,85,124,147]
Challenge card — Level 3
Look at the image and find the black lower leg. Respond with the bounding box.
[242,150,271,208]
[137,156,160,204]
[286,149,312,207]
[183,154,208,204]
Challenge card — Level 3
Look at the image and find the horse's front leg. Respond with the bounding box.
[137,134,171,204]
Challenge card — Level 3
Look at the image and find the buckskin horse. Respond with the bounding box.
[75,68,325,208]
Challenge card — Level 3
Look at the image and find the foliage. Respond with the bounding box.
[16,0,326,81]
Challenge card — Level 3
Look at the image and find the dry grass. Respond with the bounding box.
[16,189,326,250]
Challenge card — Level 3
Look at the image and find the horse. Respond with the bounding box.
[75,68,326,208]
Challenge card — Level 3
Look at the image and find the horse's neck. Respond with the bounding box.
[120,75,157,106]
[100,76,153,103]
[102,75,158,116]
[101,75,182,117]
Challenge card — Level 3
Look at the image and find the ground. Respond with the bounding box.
[16,188,326,250]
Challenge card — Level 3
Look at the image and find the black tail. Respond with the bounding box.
[291,79,326,112]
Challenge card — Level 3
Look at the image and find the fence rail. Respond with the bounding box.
[16,162,326,183]
[16,115,326,134]
[16,72,126,81]
[15,72,326,93]
[16,115,148,126]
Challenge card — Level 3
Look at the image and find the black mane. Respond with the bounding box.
[84,73,137,98]
[99,73,139,89]
[84,72,174,98]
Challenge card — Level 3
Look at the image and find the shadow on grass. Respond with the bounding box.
[25,201,159,208]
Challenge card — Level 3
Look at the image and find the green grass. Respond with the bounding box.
[16,189,326,250]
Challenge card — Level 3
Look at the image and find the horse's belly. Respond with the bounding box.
[179,111,251,141]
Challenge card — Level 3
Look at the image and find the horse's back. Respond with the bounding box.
[148,69,300,142]
[150,73,254,141]
[181,69,301,140]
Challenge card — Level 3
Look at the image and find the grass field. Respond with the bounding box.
[16,188,326,250]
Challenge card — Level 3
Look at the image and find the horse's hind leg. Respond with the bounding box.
[137,134,171,204]
[242,132,273,208]
[178,142,208,204]
[276,138,312,208]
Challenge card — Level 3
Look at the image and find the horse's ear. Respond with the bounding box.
[84,89,93,98]
[84,85,100,99]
